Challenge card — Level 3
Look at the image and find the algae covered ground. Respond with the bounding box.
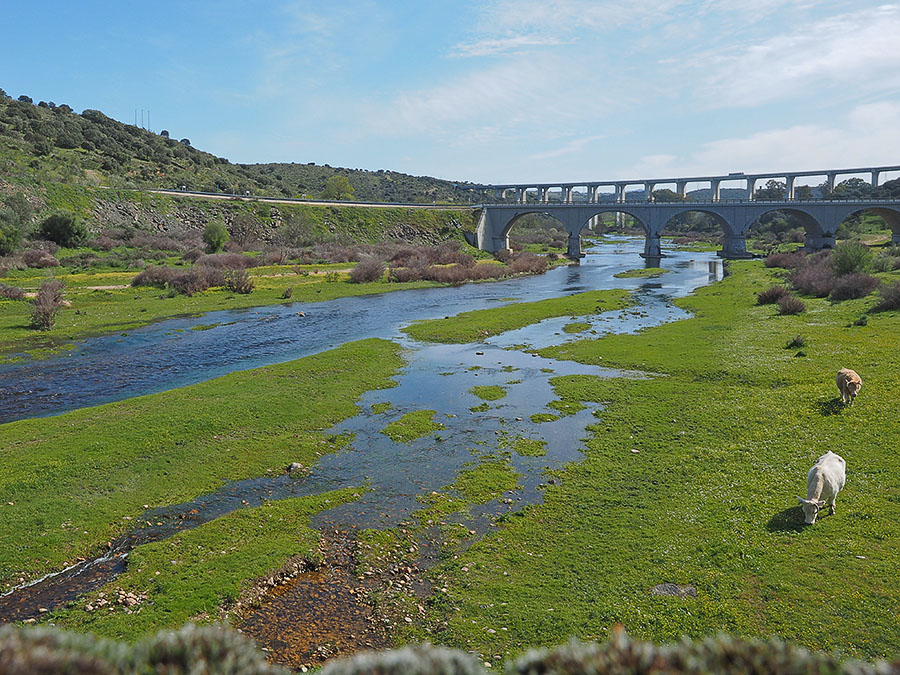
[407,260,900,662]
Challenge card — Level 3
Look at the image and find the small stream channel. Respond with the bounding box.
[0,238,726,629]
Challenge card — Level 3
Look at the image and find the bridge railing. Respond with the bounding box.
[477,197,900,207]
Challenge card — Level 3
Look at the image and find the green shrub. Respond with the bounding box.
[38,211,88,248]
[508,632,887,675]
[0,210,23,255]
[320,643,484,675]
[203,220,230,253]
[830,241,873,276]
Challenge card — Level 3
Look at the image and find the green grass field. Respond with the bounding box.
[409,261,900,663]
[0,338,403,591]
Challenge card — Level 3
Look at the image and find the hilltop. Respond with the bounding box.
[0,90,474,203]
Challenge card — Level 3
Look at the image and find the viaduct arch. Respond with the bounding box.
[470,202,900,259]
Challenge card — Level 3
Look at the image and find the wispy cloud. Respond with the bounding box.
[529,135,606,160]
[453,35,569,58]
[619,102,900,178]
[696,4,900,107]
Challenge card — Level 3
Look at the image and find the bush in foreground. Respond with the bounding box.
[830,240,873,276]
[21,248,60,268]
[829,273,880,301]
[873,280,900,312]
[30,278,65,330]
[777,294,806,315]
[2,625,899,675]
[756,285,788,305]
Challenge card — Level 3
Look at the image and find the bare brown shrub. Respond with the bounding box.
[0,283,26,301]
[777,294,806,315]
[829,273,880,301]
[349,256,385,283]
[22,248,60,268]
[30,278,65,330]
[196,253,258,270]
[756,285,789,305]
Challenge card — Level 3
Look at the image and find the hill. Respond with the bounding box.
[0,89,475,203]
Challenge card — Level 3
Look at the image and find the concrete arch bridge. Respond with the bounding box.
[468,200,900,259]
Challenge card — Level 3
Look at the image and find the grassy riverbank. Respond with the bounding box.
[402,289,633,343]
[0,338,403,591]
[404,261,900,662]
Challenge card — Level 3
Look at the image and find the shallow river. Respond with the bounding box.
[0,238,725,625]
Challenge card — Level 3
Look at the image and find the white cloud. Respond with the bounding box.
[453,35,569,58]
[619,101,900,178]
[529,135,606,160]
[697,4,900,107]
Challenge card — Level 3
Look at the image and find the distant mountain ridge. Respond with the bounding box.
[0,90,475,203]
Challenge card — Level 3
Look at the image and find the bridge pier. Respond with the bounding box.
[641,232,662,258]
[717,235,754,259]
[567,233,584,259]
[804,233,836,252]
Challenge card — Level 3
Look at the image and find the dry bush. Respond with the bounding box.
[509,252,548,274]
[132,265,180,288]
[88,235,118,251]
[777,294,806,315]
[30,278,65,330]
[182,247,204,263]
[21,248,60,268]
[130,234,185,252]
[0,283,26,301]
[425,264,469,285]
[197,253,258,270]
[223,240,244,254]
[790,264,834,298]
[350,256,385,283]
[829,273,880,301]
[873,280,900,312]
[388,266,423,283]
[224,268,254,294]
[468,262,506,280]
[764,251,804,269]
[756,285,789,305]
[281,286,293,299]
[24,239,59,254]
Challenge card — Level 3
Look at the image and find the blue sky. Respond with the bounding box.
[3,1,900,185]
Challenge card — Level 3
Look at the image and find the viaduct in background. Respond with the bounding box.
[462,165,900,259]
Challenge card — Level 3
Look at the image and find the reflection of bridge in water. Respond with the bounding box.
[462,165,900,259]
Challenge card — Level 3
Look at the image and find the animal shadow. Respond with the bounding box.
[767,506,808,532]
[815,397,845,417]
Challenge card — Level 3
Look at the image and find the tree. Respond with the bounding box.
[160,130,169,138]
[202,220,229,253]
[754,180,786,201]
[180,138,191,146]
[321,175,355,200]
[832,177,874,200]
[2,192,33,226]
[651,188,685,202]
[795,185,814,200]
[0,209,23,255]
[38,212,88,247]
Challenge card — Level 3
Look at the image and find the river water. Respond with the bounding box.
[0,238,725,624]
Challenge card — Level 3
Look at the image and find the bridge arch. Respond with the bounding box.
[502,211,571,253]
[840,206,900,243]
[748,206,830,252]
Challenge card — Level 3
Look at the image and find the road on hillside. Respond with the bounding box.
[146,188,474,210]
